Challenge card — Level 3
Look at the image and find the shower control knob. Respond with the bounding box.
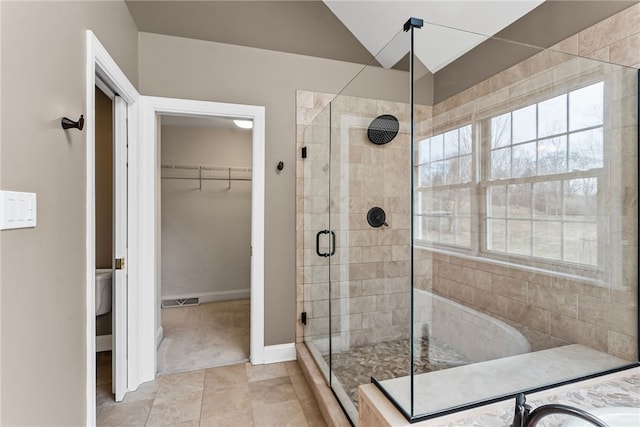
[367,207,388,228]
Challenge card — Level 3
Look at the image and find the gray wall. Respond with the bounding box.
[139,32,416,345]
[161,124,252,299]
[0,1,138,425]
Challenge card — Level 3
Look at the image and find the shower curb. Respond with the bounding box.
[296,343,351,427]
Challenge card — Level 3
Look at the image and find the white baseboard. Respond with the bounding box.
[162,289,250,305]
[263,343,296,364]
[96,334,112,352]
[156,326,164,349]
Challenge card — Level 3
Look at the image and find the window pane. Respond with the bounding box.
[564,178,597,221]
[533,181,562,219]
[508,184,531,219]
[418,216,434,241]
[444,129,458,158]
[418,138,430,164]
[538,136,567,175]
[512,141,536,178]
[432,190,452,213]
[487,219,506,252]
[538,94,567,138]
[491,148,511,180]
[459,155,472,183]
[569,128,603,171]
[418,165,429,186]
[456,188,471,216]
[426,190,455,244]
[430,133,444,161]
[491,113,511,148]
[454,189,472,246]
[533,221,561,260]
[431,161,446,185]
[564,222,597,265]
[459,125,472,154]
[445,158,460,185]
[512,105,536,143]
[440,217,454,244]
[419,191,435,213]
[488,185,507,218]
[508,220,532,256]
[569,82,603,131]
[455,217,471,247]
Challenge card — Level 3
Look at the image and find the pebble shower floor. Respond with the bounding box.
[324,335,470,408]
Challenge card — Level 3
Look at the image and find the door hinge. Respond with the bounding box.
[115,257,126,270]
[301,146,307,159]
[301,312,307,325]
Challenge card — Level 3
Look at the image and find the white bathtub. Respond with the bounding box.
[414,289,531,363]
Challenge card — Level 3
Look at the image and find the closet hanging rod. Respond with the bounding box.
[161,163,252,172]
[161,163,252,190]
[160,177,252,181]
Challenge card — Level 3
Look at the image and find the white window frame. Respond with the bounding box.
[415,124,474,249]
[416,80,608,279]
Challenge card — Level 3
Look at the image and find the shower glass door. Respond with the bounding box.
[302,104,332,383]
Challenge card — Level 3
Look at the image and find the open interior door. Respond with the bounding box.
[113,95,129,402]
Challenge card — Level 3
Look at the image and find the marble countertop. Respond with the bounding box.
[359,366,640,427]
[427,367,640,427]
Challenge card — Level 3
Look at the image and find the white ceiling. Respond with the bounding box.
[324,0,545,72]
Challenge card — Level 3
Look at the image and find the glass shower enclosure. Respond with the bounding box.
[299,15,639,425]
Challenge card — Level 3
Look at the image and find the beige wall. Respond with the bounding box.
[0,1,138,425]
[95,87,113,269]
[138,32,418,345]
[160,124,252,299]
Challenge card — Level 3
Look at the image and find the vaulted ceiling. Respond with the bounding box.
[126,0,547,72]
[126,1,637,81]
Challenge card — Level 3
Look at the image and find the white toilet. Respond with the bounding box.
[95,269,113,316]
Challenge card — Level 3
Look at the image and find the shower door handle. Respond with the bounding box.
[316,229,335,257]
[329,230,336,256]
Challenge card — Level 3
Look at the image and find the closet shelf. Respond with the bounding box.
[161,164,252,190]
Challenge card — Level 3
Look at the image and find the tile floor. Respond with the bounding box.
[158,300,250,374]
[97,299,326,426]
[97,353,326,426]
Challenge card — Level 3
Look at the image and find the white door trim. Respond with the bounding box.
[138,96,266,374]
[85,30,139,426]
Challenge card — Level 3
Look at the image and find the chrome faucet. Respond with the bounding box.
[510,393,609,427]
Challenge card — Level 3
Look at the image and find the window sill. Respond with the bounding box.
[414,242,608,287]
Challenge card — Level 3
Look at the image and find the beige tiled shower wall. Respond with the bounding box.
[421,4,639,361]
[296,89,432,350]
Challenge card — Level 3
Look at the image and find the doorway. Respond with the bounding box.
[94,85,114,402]
[93,80,129,404]
[85,36,267,417]
[157,114,253,373]
[86,31,140,425]
[136,96,266,376]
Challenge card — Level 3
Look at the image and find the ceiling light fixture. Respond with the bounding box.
[233,119,253,129]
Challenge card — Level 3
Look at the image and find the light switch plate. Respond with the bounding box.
[0,191,37,230]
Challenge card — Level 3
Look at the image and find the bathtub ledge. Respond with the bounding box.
[359,365,640,426]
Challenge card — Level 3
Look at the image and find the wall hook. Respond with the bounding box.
[277,161,284,171]
[61,115,84,131]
